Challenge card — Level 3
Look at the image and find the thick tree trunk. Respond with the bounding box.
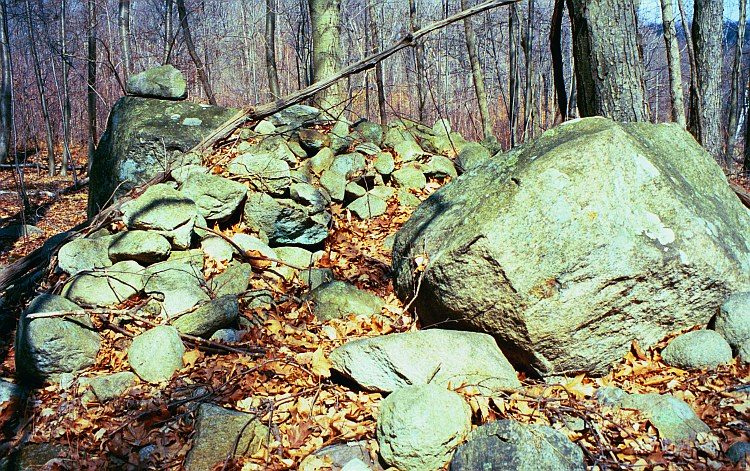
[690,0,723,157]
[550,0,567,120]
[265,0,281,98]
[309,0,344,116]
[25,0,56,176]
[60,0,72,177]
[566,0,648,122]
[462,0,493,140]
[87,0,97,173]
[367,0,387,125]
[119,0,132,80]
[0,0,11,164]
[176,0,217,105]
[659,0,686,127]
[726,0,747,165]
[408,0,426,121]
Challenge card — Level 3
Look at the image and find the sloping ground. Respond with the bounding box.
[0,129,748,470]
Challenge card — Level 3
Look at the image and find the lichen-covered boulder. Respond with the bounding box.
[661,330,733,369]
[127,325,184,383]
[715,292,750,350]
[88,97,237,217]
[179,172,247,221]
[393,117,750,377]
[126,65,187,100]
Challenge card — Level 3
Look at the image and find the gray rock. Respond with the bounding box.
[661,330,733,369]
[184,403,268,471]
[299,128,331,154]
[10,442,64,470]
[393,117,750,377]
[373,152,395,175]
[377,384,471,471]
[126,65,187,99]
[320,171,347,202]
[348,194,387,219]
[232,233,277,261]
[210,262,252,297]
[254,119,276,135]
[382,126,414,149]
[309,281,383,321]
[243,195,330,246]
[144,258,209,316]
[180,172,247,220]
[396,189,421,208]
[57,237,112,275]
[274,246,321,280]
[618,393,710,443]
[121,184,198,249]
[331,153,366,179]
[309,148,335,175]
[391,167,426,190]
[303,441,385,471]
[172,295,239,338]
[108,230,171,264]
[355,121,384,145]
[300,268,335,290]
[345,181,367,200]
[227,153,291,195]
[330,120,354,153]
[425,131,468,156]
[269,104,325,128]
[290,182,330,212]
[369,185,395,201]
[251,135,299,164]
[171,165,206,184]
[79,371,137,402]
[0,379,22,405]
[738,339,750,363]
[330,329,520,394]
[88,97,237,217]
[128,325,184,383]
[450,420,585,471]
[15,295,101,385]
[210,329,244,343]
[424,155,458,178]
[393,140,423,162]
[200,236,234,262]
[716,292,750,350]
[456,142,492,173]
[595,386,630,407]
[0,224,42,239]
[355,142,380,156]
[61,260,144,307]
[727,441,750,465]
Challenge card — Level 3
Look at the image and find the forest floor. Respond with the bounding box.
[0,145,748,470]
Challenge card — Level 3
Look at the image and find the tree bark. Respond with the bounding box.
[309,0,344,116]
[462,0,493,140]
[175,0,217,105]
[87,0,97,173]
[726,0,747,165]
[119,0,132,80]
[408,0,426,121]
[522,0,536,141]
[368,0,387,125]
[25,0,56,176]
[659,0,686,127]
[163,0,173,64]
[550,0,567,121]
[60,0,72,177]
[566,0,648,122]
[0,0,11,164]
[690,0,723,157]
[265,0,281,98]
[509,4,520,146]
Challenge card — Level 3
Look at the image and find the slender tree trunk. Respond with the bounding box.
[550,0,567,121]
[25,0,56,176]
[408,0,426,121]
[266,0,281,98]
[509,5,520,146]
[368,0,387,125]
[743,69,750,172]
[176,0,217,105]
[0,0,11,164]
[60,0,72,177]
[676,0,700,130]
[119,0,132,80]
[566,0,647,122]
[87,0,97,173]
[462,0,493,140]
[690,0,723,157]
[659,0,686,127]
[727,0,747,164]
[309,0,344,116]
[163,0,173,64]
[522,0,536,141]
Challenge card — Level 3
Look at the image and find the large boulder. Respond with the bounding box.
[393,117,750,377]
[88,96,237,217]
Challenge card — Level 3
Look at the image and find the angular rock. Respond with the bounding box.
[290,182,330,213]
[184,403,268,471]
[254,119,276,135]
[62,260,144,307]
[108,230,171,264]
[619,393,710,443]
[383,126,415,149]
[88,97,237,217]
[393,117,750,377]
[309,281,383,321]
[345,181,367,200]
[309,148,335,175]
[393,140,423,162]
[172,164,207,184]
[348,194,387,219]
[274,246,322,280]
[126,65,187,99]
[127,325,184,383]
[355,142,380,156]
[300,268,335,290]
[456,142,491,173]
[210,262,252,297]
[397,189,421,208]
[331,153,366,179]
[200,236,234,262]
[210,329,244,343]
[9,442,64,471]
[330,329,520,394]
[242,194,330,246]
[227,153,291,195]
[180,172,247,220]
[374,152,395,175]
[121,184,198,248]
[0,379,22,405]
[661,330,733,369]
[320,170,347,201]
[79,371,137,402]
[269,104,326,128]
[450,420,585,471]
[172,295,239,338]
[15,295,101,385]
[424,155,458,178]
[369,185,395,201]
[391,167,426,190]
[299,128,331,154]
[144,258,209,316]
[716,292,750,350]
[377,384,471,471]
[232,233,277,261]
[57,237,112,276]
[302,441,385,471]
[738,339,750,363]
[355,121,384,145]
[727,441,750,465]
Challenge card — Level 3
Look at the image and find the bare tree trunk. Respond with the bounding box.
[509,4,520,146]
[368,0,387,125]
[266,0,281,98]
[522,0,536,141]
[25,0,56,176]
[60,0,72,177]
[690,0,723,157]
[727,0,747,164]
[408,0,426,121]
[176,0,217,105]
[119,0,132,79]
[163,0,173,64]
[309,0,344,116]
[566,0,648,122]
[0,0,11,164]
[659,0,686,127]
[87,0,97,173]
[550,0,567,121]
[462,0,493,140]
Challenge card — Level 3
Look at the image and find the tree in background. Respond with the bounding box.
[462,0,493,141]
[266,0,281,99]
[309,0,344,116]
[726,0,747,165]
[659,0,686,128]
[0,0,11,164]
[119,0,133,81]
[690,0,723,157]
[87,0,98,172]
[176,0,216,105]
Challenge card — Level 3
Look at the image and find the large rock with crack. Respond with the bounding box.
[88,96,237,217]
[393,117,750,377]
